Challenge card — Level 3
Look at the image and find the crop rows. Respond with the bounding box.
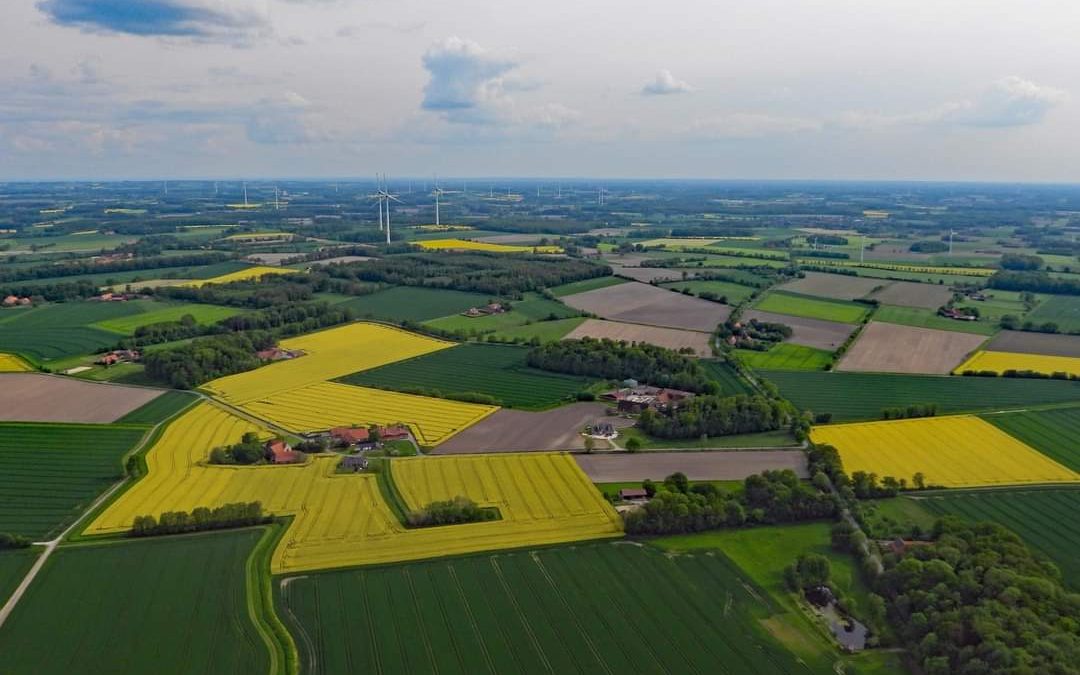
[281,543,818,675]
[0,531,268,674]
[811,415,1080,488]
[762,370,1080,421]
[920,488,1080,589]
[754,291,868,324]
[700,359,754,395]
[795,258,994,277]
[341,343,591,408]
[737,344,832,371]
[0,422,147,538]
[244,381,498,445]
[983,406,1080,472]
[181,264,295,287]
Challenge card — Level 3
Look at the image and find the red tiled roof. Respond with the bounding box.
[330,426,370,443]
[379,425,410,439]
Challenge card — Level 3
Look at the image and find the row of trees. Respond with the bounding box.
[131,502,268,537]
[406,496,498,527]
[526,338,720,393]
[622,470,838,535]
[989,270,1080,295]
[0,532,30,549]
[636,394,788,439]
[0,251,230,287]
[881,403,939,420]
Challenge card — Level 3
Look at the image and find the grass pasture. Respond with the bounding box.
[340,343,592,409]
[1025,294,1080,332]
[0,530,269,675]
[280,542,823,675]
[0,548,39,606]
[811,415,1079,488]
[0,301,150,362]
[983,406,1080,472]
[93,302,242,334]
[736,343,832,371]
[954,350,1080,377]
[548,275,626,297]
[338,286,494,323]
[754,291,868,324]
[0,422,147,539]
[660,279,758,303]
[423,292,579,334]
[762,370,1080,421]
[700,359,754,395]
[919,488,1080,589]
[873,304,997,335]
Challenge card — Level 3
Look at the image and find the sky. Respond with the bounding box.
[0,0,1077,181]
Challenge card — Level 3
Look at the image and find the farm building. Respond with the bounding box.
[328,426,377,450]
[339,454,368,472]
[618,488,649,501]
[2,295,31,307]
[96,349,141,366]
[586,422,617,439]
[462,303,507,318]
[379,425,411,441]
[603,386,695,413]
[256,347,304,362]
[265,439,302,464]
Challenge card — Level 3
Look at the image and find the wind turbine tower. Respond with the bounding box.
[243,182,249,207]
[379,181,402,245]
[432,179,445,227]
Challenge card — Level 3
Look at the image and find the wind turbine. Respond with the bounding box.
[379,181,402,244]
[432,179,446,227]
[948,230,955,256]
[369,175,387,232]
[243,181,249,207]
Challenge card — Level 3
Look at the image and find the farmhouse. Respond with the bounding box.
[379,425,411,441]
[96,349,141,366]
[265,439,302,464]
[330,426,370,445]
[256,347,304,361]
[603,386,695,414]
[938,307,977,322]
[2,295,31,307]
[461,302,507,318]
[618,488,649,501]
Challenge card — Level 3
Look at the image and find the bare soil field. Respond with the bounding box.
[869,281,954,309]
[433,402,633,453]
[987,330,1080,358]
[611,266,694,283]
[562,282,730,332]
[743,309,856,350]
[837,322,986,374]
[778,272,884,300]
[575,451,809,482]
[307,256,375,266]
[243,253,295,266]
[0,373,163,423]
[564,319,712,355]
[473,234,547,244]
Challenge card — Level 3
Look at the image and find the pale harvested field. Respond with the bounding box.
[743,309,856,350]
[838,322,986,374]
[562,281,730,332]
[575,451,809,482]
[611,265,695,283]
[869,281,954,309]
[434,402,633,454]
[473,233,548,244]
[987,330,1080,358]
[564,319,712,355]
[307,256,374,266]
[106,278,193,291]
[0,373,162,423]
[778,272,884,300]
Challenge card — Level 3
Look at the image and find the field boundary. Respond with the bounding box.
[247,521,300,675]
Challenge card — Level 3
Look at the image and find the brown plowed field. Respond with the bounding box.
[0,373,163,423]
[562,281,730,332]
[987,330,1080,357]
[432,403,633,454]
[869,281,954,309]
[564,319,712,355]
[743,309,856,350]
[837,322,986,374]
[611,266,693,283]
[575,451,809,482]
[778,272,884,300]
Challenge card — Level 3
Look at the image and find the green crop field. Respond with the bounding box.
[337,286,494,322]
[0,530,269,674]
[279,542,825,675]
[1025,295,1080,332]
[660,279,757,303]
[919,488,1080,590]
[655,523,902,673]
[549,276,626,296]
[341,343,593,408]
[488,317,586,343]
[10,260,251,290]
[701,359,754,395]
[763,370,1080,421]
[689,254,790,269]
[874,305,997,335]
[0,301,154,362]
[116,390,198,425]
[424,292,579,334]
[754,292,868,324]
[736,343,833,371]
[93,302,243,334]
[827,266,979,285]
[983,406,1080,472]
[0,422,147,538]
[0,548,39,606]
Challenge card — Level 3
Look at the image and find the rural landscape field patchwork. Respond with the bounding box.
[2,178,1080,675]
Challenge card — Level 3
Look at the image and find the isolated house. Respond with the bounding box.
[378,425,410,441]
[265,439,301,464]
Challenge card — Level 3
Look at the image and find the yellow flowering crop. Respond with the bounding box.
[415,238,562,254]
[954,350,1080,378]
[181,265,296,288]
[0,353,32,372]
[811,415,1080,488]
[795,258,994,277]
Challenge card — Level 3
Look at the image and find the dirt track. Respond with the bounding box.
[433,403,633,453]
[575,451,809,482]
[0,374,162,423]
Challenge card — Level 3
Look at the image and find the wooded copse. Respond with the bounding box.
[637,394,788,438]
[406,496,498,527]
[526,338,720,393]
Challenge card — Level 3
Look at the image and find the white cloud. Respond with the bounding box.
[421,37,516,118]
[641,70,692,96]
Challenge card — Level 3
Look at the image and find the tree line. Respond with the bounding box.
[989,270,1080,296]
[0,251,231,287]
[131,502,268,537]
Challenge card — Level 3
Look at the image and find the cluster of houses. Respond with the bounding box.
[91,291,142,302]
[1,295,31,307]
[96,349,141,366]
[937,306,978,322]
[601,384,695,414]
[330,425,411,472]
[461,302,506,318]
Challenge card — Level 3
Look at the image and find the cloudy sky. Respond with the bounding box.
[0,0,1076,181]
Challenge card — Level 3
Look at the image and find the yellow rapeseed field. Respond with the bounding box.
[181,265,295,288]
[811,416,1080,488]
[241,381,498,446]
[0,353,32,372]
[415,238,563,254]
[88,402,621,573]
[203,322,453,405]
[954,350,1080,378]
